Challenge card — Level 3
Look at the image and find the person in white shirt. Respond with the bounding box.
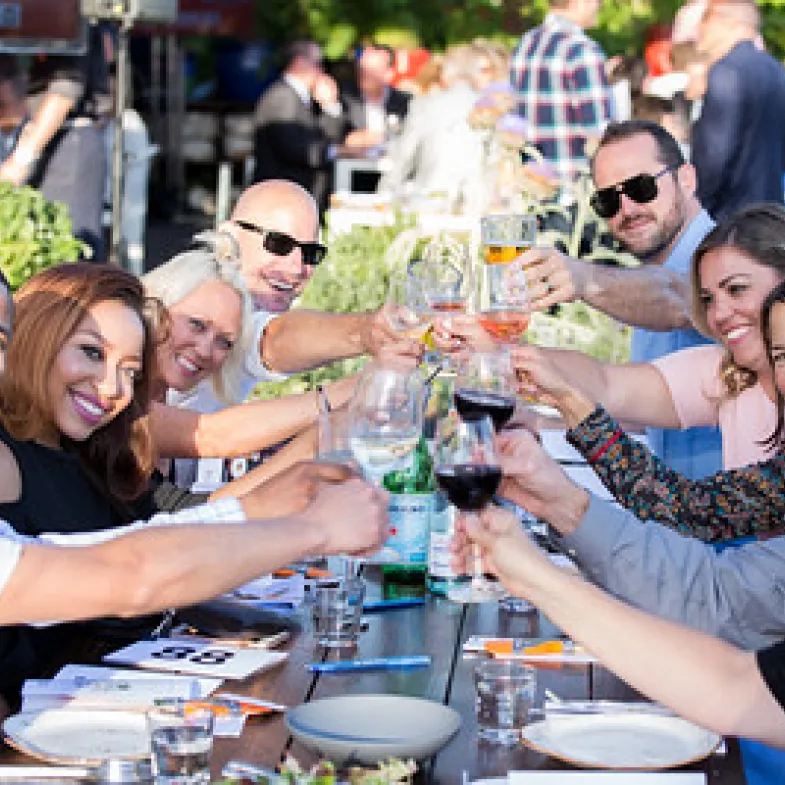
[153,180,422,487]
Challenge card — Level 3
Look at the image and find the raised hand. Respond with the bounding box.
[496,428,589,532]
[361,307,425,370]
[451,504,552,601]
[304,477,389,556]
[240,460,356,518]
[510,345,594,424]
[519,247,585,312]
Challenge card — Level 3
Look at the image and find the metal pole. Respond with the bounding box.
[215,160,232,228]
[109,18,131,269]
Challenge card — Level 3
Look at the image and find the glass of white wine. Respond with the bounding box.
[384,272,433,343]
[348,365,424,486]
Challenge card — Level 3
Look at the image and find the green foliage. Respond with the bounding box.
[254,0,785,61]
[252,215,630,401]
[253,218,413,400]
[0,182,87,291]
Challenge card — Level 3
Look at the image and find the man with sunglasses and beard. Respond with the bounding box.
[156,178,420,489]
[517,119,722,479]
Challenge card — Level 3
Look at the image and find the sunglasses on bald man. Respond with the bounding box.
[233,220,328,266]
[590,165,679,220]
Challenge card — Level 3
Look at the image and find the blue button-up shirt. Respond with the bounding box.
[630,209,723,479]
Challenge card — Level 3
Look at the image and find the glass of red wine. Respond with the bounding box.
[453,351,517,432]
[434,414,506,603]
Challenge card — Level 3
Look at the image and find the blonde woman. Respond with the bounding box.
[144,232,356,488]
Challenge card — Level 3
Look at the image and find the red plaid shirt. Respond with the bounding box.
[510,13,613,182]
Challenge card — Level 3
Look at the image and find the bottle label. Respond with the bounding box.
[428,532,457,579]
[385,493,431,564]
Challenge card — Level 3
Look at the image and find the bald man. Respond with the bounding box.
[692,0,785,220]
[152,179,420,487]
[342,46,411,148]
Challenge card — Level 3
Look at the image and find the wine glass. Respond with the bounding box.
[415,235,475,317]
[453,351,518,432]
[476,256,531,346]
[384,272,433,343]
[348,364,424,486]
[433,414,506,603]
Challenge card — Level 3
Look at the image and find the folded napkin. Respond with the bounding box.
[226,574,305,609]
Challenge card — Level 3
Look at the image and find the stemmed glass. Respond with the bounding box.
[384,272,433,343]
[433,414,506,603]
[453,351,518,432]
[477,214,536,347]
[476,256,531,346]
[348,364,424,486]
[415,234,475,317]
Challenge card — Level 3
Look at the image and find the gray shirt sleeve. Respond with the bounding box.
[560,496,785,650]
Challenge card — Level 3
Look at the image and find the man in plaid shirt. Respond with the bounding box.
[510,0,613,182]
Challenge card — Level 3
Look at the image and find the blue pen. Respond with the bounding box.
[306,655,431,673]
[362,598,426,612]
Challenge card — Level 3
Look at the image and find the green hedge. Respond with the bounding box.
[0,183,86,291]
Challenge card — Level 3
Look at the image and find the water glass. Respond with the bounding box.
[474,660,536,745]
[148,707,214,784]
[312,577,366,648]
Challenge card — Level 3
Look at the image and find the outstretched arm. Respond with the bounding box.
[151,375,354,459]
[567,406,785,540]
[522,247,693,330]
[456,507,785,746]
[0,479,388,625]
[261,308,421,374]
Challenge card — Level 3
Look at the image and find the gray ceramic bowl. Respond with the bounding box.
[285,695,461,765]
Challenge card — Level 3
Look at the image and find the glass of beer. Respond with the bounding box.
[480,214,537,265]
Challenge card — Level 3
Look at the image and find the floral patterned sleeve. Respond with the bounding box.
[566,406,785,542]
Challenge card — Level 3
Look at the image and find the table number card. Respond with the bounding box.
[104,639,288,680]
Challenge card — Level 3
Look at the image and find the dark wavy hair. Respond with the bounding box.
[691,203,785,399]
[0,263,157,500]
[761,278,785,452]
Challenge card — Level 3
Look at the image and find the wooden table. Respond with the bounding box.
[0,571,747,783]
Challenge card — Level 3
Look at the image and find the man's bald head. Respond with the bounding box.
[223,180,321,312]
[230,180,318,227]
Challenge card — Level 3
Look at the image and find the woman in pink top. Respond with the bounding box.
[512,203,785,472]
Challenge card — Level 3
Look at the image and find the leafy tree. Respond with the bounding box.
[255,0,785,61]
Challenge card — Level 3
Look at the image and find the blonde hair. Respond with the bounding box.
[142,231,254,404]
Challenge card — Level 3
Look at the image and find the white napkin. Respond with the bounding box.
[227,574,305,609]
[54,663,221,697]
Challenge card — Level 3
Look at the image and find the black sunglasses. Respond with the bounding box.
[233,220,328,266]
[590,165,679,219]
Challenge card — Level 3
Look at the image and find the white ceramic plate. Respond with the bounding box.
[521,713,720,770]
[3,709,150,765]
[285,695,461,765]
